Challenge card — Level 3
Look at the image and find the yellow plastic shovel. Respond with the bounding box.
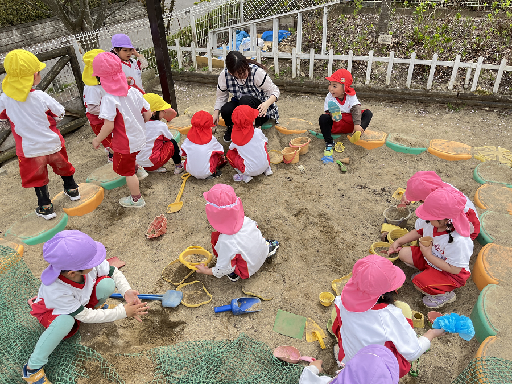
[167,173,191,213]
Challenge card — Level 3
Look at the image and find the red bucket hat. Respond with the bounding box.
[232,105,259,146]
[325,68,356,96]
[405,171,449,202]
[415,187,470,237]
[92,52,129,97]
[188,110,214,145]
[341,255,405,312]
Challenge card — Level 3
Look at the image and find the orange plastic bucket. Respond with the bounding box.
[281,147,300,164]
[289,137,311,155]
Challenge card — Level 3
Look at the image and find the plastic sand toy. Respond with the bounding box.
[214,297,262,315]
[179,246,212,270]
[167,172,191,213]
[274,346,315,363]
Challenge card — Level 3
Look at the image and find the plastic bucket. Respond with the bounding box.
[383,205,412,228]
[319,292,335,307]
[289,137,311,155]
[269,150,284,164]
[282,147,300,164]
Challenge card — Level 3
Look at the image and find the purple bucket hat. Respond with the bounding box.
[111,34,134,49]
[41,230,106,286]
[332,344,399,384]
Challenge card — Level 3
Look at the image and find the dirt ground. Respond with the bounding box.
[1,80,512,383]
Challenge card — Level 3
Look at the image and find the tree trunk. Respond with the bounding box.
[377,0,391,36]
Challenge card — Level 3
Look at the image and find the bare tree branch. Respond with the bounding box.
[94,0,130,30]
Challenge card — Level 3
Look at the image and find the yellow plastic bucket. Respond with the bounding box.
[269,150,284,164]
[319,292,335,307]
[179,246,212,270]
[282,147,299,164]
[289,137,311,155]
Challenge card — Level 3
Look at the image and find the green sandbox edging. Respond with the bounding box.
[308,130,341,140]
[470,284,499,343]
[473,163,512,188]
[86,176,127,191]
[6,213,69,246]
[477,211,495,246]
[385,140,427,155]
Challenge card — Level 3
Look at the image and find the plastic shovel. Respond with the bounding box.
[110,291,183,308]
[274,346,315,364]
[214,297,262,315]
[167,173,191,213]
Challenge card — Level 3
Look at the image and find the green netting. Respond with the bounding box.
[146,333,304,384]
[0,244,124,384]
[452,357,512,384]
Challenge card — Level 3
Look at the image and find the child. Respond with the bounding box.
[82,48,113,163]
[0,49,80,220]
[22,230,148,383]
[212,51,280,142]
[389,187,474,308]
[92,52,152,208]
[332,255,444,378]
[196,184,279,282]
[136,93,183,174]
[226,105,272,183]
[299,344,399,384]
[180,110,226,179]
[319,68,373,151]
[111,34,148,93]
[401,171,480,240]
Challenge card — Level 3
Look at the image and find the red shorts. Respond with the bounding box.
[144,141,174,172]
[411,246,470,295]
[113,151,138,176]
[30,276,111,339]
[18,147,75,188]
[211,232,249,279]
[226,148,246,173]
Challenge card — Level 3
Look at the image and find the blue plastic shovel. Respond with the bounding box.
[214,297,262,315]
[110,291,183,308]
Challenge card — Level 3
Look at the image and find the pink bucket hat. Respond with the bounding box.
[111,34,134,49]
[415,187,470,237]
[405,171,449,201]
[41,230,106,286]
[204,184,245,235]
[92,52,128,97]
[341,255,405,312]
[325,69,356,96]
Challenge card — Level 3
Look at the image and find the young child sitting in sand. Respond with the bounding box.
[332,254,445,379]
[136,93,183,174]
[227,105,272,183]
[180,110,226,179]
[22,230,148,383]
[196,184,279,282]
[401,171,480,240]
[319,68,372,152]
[389,187,474,308]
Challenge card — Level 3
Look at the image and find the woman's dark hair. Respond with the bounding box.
[150,110,160,121]
[376,291,398,305]
[425,219,454,243]
[225,51,266,77]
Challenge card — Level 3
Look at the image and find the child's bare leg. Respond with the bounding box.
[398,247,417,269]
[125,175,140,196]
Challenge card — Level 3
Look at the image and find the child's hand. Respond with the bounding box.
[400,195,411,205]
[388,241,402,255]
[195,263,213,275]
[92,137,101,150]
[212,110,220,125]
[124,302,149,322]
[354,124,364,132]
[124,290,141,305]
[309,359,323,373]
[423,328,445,341]
[418,241,432,255]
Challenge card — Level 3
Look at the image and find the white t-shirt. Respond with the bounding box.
[323,93,360,113]
[212,216,268,278]
[121,58,145,91]
[98,87,150,154]
[136,120,175,168]
[228,129,270,176]
[180,136,224,179]
[335,296,430,363]
[83,85,104,112]
[0,90,64,158]
[414,219,473,271]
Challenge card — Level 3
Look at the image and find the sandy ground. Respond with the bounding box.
[1,80,512,383]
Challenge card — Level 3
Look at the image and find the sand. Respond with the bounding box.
[1,80,512,383]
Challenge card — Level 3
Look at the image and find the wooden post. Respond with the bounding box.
[493,58,507,94]
[191,41,197,69]
[273,17,279,75]
[328,49,333,77]
[223,45,228,66]
[427,53,438,90]
[256,46,261,64]
[321,6,328,55]
[464,61,473,89]
[175,39,183,69]
[190,14,198,47]
[385,51,394,85]
[250,23,256,52]
[347,50,353,72]
[292,47,297,78]
[406,52,415,89]
[229,27,233,51]
[296,12,303,74]
[146,0,178,112]
[240,0,244,23]
[37,56,71,92]
[208,31,213,72]
[309,48,315,79]
[448,55,461,91]
[365,50,374,85]
[471,56,484,92]
[66,46,84,104]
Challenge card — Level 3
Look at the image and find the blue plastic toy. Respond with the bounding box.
[110,291,183,308]
[214,297,262,315]
[433,313,475,341]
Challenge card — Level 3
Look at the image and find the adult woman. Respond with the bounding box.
[213,51,280,142]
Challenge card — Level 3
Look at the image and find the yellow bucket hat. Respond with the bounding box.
[2,49,46,102]
[82,49,105,86]
[143,93,172,112]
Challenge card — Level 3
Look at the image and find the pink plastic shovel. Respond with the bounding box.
[274,346,316,364]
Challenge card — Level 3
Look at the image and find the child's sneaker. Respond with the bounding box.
[150,167,167,173]
[136,167,148,180]
[349,130,362,144]
[227,272,240,282]
[22,364,52,383]
[119,196,146,208]
[223,127,232,143]
[264,166,273,176]
[107,152,114,163]
[422,291,456,308]
[325,143,334,153]
[233,174,253,183]
[64,188,81,201]
[35,204,57,220]
[206,170,222,179]
[174,163,184,175]
[327,100,342,122]
[266,240,280,259]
